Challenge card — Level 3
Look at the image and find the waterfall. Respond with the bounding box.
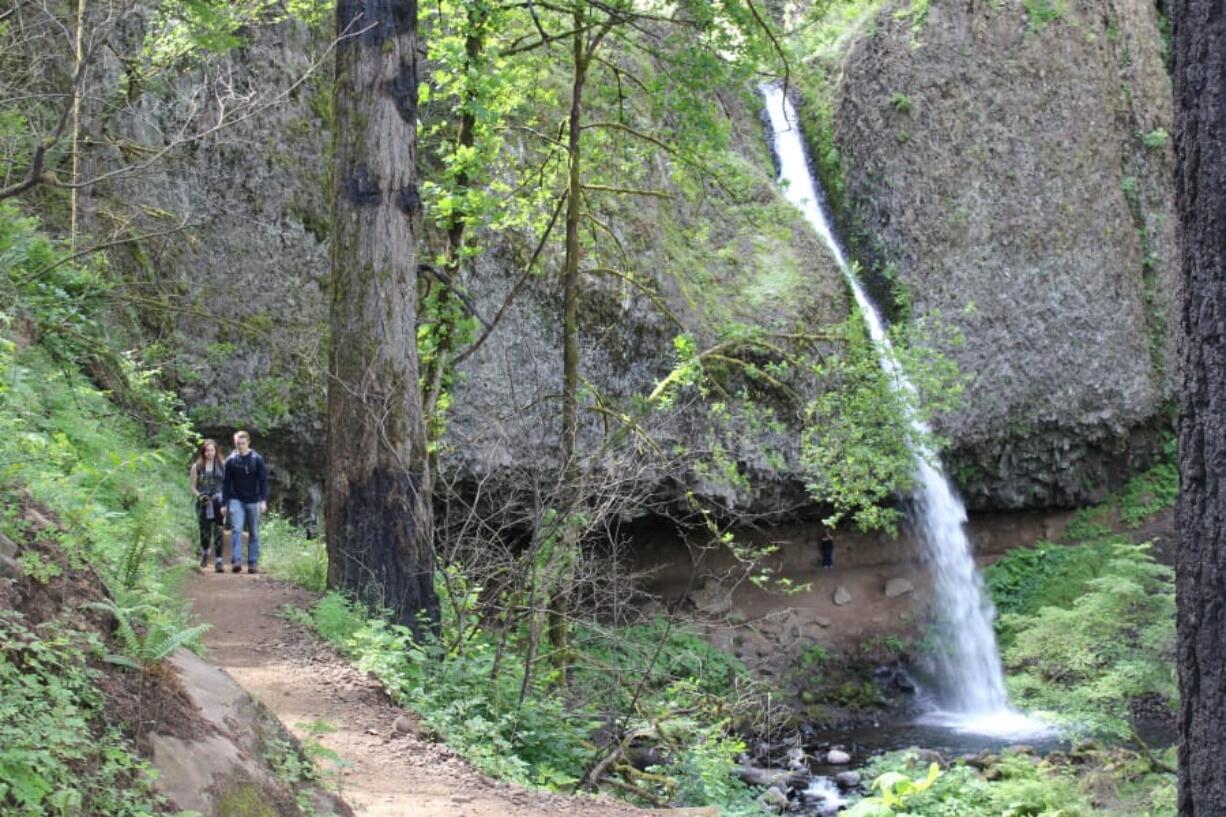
[761,83,1046,734]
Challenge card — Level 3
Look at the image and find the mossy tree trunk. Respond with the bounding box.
[327,0,438,635]
[1173,0,1226,811]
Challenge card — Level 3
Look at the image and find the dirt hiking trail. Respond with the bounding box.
[184,570,706,817]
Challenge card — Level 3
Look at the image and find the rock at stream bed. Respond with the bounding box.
[826,748,852,765]
[757,786,789,811]
[834,770,862,789]
[833,586,852,606]
[884,578,915,598]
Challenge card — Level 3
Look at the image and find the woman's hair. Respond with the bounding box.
[195,439,225,471]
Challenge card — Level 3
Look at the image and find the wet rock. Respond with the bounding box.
[826,748,852,765]
[966,750,998,770]
[834,770,862,789]
[737,766,791,788]
[689,580,734,616]
[914,748,945,767]
[758,786,789,811]
[833,586,852,606]
[884,578,914,598]
[785,746,806,770]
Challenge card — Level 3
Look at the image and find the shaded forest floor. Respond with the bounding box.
[184,568,685,817]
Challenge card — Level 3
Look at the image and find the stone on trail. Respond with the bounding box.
[813,615,833,627]
[826,748,852,765]
[884,578,915,598]
[393,714,415,736]
[833,585,852,606]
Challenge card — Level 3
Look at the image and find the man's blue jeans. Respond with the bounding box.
[228,500,261,566]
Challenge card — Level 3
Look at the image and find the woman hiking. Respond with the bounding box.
[190,439,227,571]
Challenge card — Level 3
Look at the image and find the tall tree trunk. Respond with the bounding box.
[327,0,438,635]
[1173,0,1226,812]
[548,11,588,681]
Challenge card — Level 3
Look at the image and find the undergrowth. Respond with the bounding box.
[0,204,200,815]
[286,585,768,814]
[0,612,168,816]
[987,441,1178,743]
[853,747,1174,817]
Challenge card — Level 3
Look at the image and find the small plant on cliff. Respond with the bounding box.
[1024,0,1064,31]
[1143,128,1169,150]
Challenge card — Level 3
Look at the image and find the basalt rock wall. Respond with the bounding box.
[825,0,1177,509]
[91,0,1177,518]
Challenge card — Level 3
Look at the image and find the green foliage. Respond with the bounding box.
[1143,129,1169,150]
[890,93,913,114]
[893,0,931,45]
[259,514,327,591]
[1001,543,1175,740]
[300,589,594,786]
[845,762,940,816]
[1062,439,1178,541]
[86,597,209,673]
[296,583,764,809]
[0,612,166,816]
[1023,0,1065,31]
[986,541,1114,636]
[854,751,1097,817]
[800,312,964,531]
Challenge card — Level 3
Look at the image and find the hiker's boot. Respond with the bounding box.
[231,563,243,573]
[247,565,259,575]
[214,560,224,573]
[199,550,209,568]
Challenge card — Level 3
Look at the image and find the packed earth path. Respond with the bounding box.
[184,569,710,817]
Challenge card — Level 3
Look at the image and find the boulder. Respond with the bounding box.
[884,578,914,598]
[737,766,791,788]
[690,580,734,616]
[826,748,852,765]
[757,786,789,811]
[834,770,862,789]
[832,586,852,606]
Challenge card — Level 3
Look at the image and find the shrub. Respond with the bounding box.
[1001,543,1175,740]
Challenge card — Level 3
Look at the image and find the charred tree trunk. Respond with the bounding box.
[1173,0,1226,812]
[327,0,438,635]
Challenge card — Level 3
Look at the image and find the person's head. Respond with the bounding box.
[197,439,224,468]
[233,430,251,454]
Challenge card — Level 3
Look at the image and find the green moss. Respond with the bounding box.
[214,782,280,817]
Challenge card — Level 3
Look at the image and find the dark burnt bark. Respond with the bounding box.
[1173,0,1226,812]
[327,0,438,634]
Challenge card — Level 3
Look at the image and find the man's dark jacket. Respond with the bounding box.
[223,450,269,504]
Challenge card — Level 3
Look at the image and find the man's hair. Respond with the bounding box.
[234,430,250,442]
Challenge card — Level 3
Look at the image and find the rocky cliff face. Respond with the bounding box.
[92,26,847,516]
[825,0,1176,508]
[96,0,1176,518]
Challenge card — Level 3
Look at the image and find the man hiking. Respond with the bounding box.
[222,430,269,574]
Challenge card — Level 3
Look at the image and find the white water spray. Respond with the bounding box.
[761,84,1047,736]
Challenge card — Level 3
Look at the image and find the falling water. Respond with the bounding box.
[761,83,1046,735]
